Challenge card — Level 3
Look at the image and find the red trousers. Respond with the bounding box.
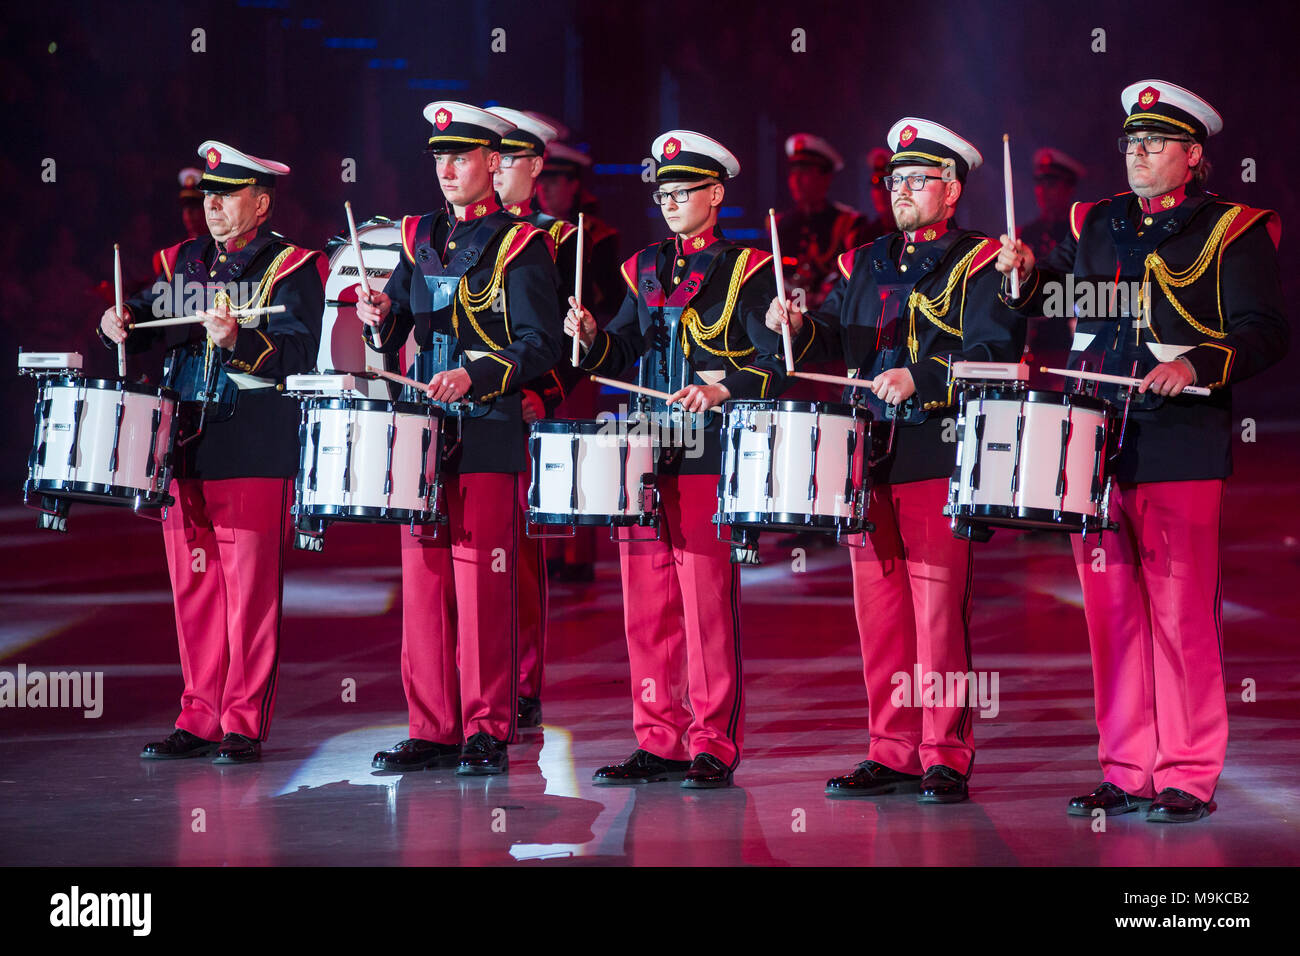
[516,470,546,699]
[849,478,975,776]
[400,471,520,743]
[618,472,743,768]
[1070,479,1226,802]
[160,477,291,741]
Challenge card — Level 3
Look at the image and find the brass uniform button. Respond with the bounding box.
[219,254,228,262]
[673,276,681,284]
[1143,216,1154,226]
[900,264,908,273]
[906,244,915,253]
[676,258,686,267]
[448,241,457,249]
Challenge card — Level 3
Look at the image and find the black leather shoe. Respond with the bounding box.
[140,728,221,760]
[1146,787,1216,823]
[517,696,543,729]
[213,732,261,764]
[1067,781,1152,817]
[372,738,462,772]
[918,764,969,803]
[456,732,508,775]
[680,752,733,789]
[825,759,922,797]
[592,749,691,786]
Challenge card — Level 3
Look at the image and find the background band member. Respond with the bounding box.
[358,102,562,776]
[1020,148,1086,261]
[566,130,788,789]
[770,119,1024,804]
[491,105,578,731]
[997,80,1288,822]
[99,141,324,764]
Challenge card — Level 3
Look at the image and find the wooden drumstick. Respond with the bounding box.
[792,370,876,393]
[1003,134,1020,300]
[590,375,674,401]
[571,212,584,367]
[347,201,383,349]
[367,366,431,393]
[128,305,287,329]
[769,208,795,373]
[114,244,125,377]
[1039,365,1211,397]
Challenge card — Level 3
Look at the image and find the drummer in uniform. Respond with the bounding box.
[997,81,1288,821]
[99,141,325,763]
[565,130,790,789]
[1019,148,1086,260]
[769,119,1024,803]
[774,134,874,311]
[357,102,563,775]
[489,106,580,731]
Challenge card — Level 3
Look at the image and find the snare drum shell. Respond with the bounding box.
[296,397,442,523]
[28,377,178,506]
[951,389,1110,530]
[717,401,870,533]
[528,419,657,525]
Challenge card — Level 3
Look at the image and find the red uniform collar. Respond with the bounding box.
[904,218,950,243]
[504,195,540,218]
[1138,184,1188,214]
[449,194,501,222]
[675,225,722,255]
[218,225,261,253]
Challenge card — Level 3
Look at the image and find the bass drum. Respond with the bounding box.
[317,217,416,399]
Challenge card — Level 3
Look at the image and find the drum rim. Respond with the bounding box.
[530,418,662,437]
[718,509,867,530]
[28,478,171,506]
[958,388,1112,413]
[948,502,1106,530]
[295,503,433,522]
[42,376,180,401]
[303,396,443,416]
[722,399,869,418]
[527,509,653,526]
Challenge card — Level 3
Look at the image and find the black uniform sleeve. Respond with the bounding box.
[1000,228,1078,313]
[463,239,562,401]
[908,263,1026,409]
[1183,224,1289,388]
[221,254,324,380]
[578,288,645,378]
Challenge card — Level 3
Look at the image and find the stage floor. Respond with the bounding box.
[3,427,1299,867]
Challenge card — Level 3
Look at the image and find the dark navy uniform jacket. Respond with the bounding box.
[110,222,324,480]
[577,226,789,475]
[1009,183,1287,482]
[371,196,563,474]
[793,219,1025,485]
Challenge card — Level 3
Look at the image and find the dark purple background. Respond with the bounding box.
[2,0,1295,475]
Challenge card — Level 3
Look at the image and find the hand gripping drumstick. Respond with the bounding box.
[571,213,585,367]
[1039,365,1211,397]
[769,209,795,373]
[114,244,126,377]
[128,305,287,329]
[1003,135,1020,300]
[347,202,384,349]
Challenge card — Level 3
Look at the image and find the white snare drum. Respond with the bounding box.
[294,397,444,525]
[25,375,178,509]
[526,419,658,529]
[717,400,871,535]
[945,387,1113,533]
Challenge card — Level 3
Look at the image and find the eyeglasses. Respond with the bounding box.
[1118,134,1193,154]
[499,154,535,168]
[882,173,944,192]
[651,183,713,205]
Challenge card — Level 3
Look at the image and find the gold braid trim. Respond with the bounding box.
[453,224,526,351]
[679,248,757,364]
[203,245,294,371]
[1139,206,1239,340]
[904,242,982,361]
